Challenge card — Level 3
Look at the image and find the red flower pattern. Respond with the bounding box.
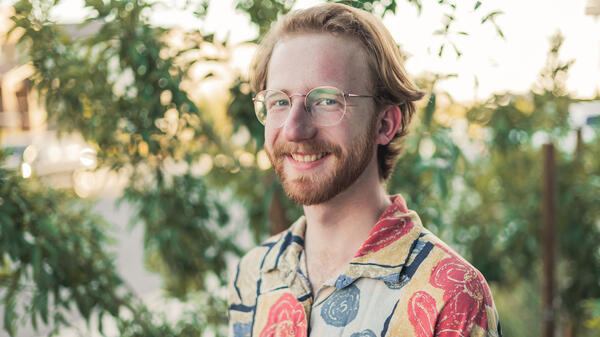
[355,214,413,257]
[260,293,308,337]
[429,248,492,337]
[355,194,412,257]
[408,291,438,337]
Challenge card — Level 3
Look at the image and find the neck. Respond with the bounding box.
[300,159,391,292]
[303,161,391,257]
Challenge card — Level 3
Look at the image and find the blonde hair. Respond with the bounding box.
[250,3,424,180]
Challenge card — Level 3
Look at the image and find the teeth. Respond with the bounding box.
[291,153,326,162]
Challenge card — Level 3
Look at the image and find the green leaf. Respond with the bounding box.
[384,1,397,15]
[32,247,41,280]
[98,311,105,336]
[495,25,505,40]
[31,305,38,330]
[474,1,482,10]
[451,42,463,57]
[481,10,503,24]
[3,296,16,336]
[36,290,49,324]
[424,93,436,127]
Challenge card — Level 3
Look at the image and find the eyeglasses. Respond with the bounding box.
[253,86,374,128]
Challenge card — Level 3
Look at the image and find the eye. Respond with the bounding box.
[318,98,338,106]
[265,97,289,110]
[274,99,289,107]
[313,97,342,108]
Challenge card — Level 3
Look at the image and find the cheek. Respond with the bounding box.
[264,127,278,149]
[335,120,365,145]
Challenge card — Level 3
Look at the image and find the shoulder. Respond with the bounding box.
[408,230,500,336]
[228,228,290,306]
[230,232,285,294]
[414,230,493,303]
[227,230,293,335]
[241,231,285,269]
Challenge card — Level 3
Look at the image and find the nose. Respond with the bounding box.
[282,96,317,142]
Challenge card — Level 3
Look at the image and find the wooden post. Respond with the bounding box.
[542,143,556,337]
[575,128,583,159]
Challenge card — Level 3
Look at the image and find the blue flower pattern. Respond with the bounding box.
[233,322,252,337]
[321,284,361,327]
[350,329,377,337]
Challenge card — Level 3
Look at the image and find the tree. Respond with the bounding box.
[5,0,239,334]
[459,33,600,336]
[0,148,209,336]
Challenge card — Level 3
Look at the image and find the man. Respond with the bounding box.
[228,3,501,337]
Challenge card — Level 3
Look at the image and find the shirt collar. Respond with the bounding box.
[260,216,306,276]
[260,195,424,287]
[339,194,424,287]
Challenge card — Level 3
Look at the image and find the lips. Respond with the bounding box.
[290,152,328,162]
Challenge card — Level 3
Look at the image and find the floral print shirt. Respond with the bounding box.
[228,195,502,337]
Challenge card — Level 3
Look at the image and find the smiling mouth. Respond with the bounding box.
[289,152,328,162]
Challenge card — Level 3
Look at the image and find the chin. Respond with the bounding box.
[282,172,356,206]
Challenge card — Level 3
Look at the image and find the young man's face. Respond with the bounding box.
[264,32,380,205]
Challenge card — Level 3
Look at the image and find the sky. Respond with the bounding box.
[25,0,600,102]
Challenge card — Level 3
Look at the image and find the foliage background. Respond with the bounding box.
[1,0,599,336]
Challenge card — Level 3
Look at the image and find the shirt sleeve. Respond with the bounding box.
[227,256,259,337]
[434,282,501,337]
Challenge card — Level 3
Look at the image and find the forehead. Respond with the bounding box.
[266,32,371,93]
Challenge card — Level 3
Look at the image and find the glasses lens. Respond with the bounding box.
[254,90,290,126]
[306,87,346,126]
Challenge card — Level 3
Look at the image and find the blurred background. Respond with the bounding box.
[0,0,599,336]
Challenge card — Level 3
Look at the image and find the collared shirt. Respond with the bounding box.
[228,195,502,337]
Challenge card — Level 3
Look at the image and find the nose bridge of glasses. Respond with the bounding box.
[287,93,311,112]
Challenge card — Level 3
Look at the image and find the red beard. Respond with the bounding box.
[266,117,377,205]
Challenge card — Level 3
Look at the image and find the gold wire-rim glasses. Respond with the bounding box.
[253,86,374,127]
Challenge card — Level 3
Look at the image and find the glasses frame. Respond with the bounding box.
[252,86,374,128]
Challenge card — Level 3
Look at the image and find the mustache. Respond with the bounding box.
[272,139,343,157]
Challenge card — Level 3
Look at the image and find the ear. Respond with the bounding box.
[376,105,402,146]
